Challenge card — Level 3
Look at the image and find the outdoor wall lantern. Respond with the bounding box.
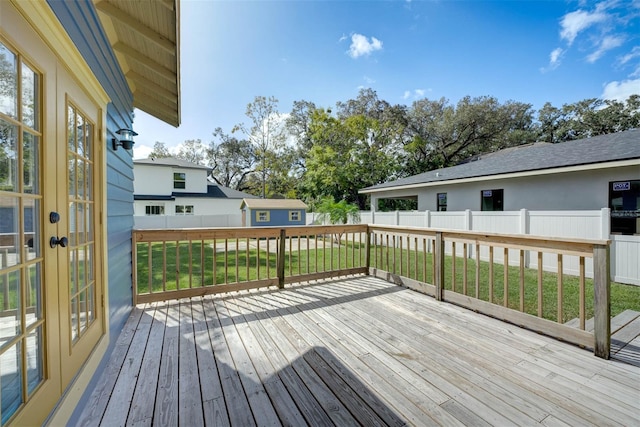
[112,128,138,151]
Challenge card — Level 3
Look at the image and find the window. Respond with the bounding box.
[289,210,301,221]
[145,205,164,215]
[173,172,186,189]
[437,193,447,211]
[175,205,194,215]
[256,211,270,222]
[481,189,503,211]
[609,180,639,235]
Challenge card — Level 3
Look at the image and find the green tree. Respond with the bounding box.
[177,139,206,164]
[404,96,535,173]
[299,90,405,209]
[315,197,361,225]
[233,96,285,198]
[208,127,255,191]
[148,141,172,158]
[315,197,361,245]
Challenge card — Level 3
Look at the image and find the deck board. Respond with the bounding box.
[77,276,640,426]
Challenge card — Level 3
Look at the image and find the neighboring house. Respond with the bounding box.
[0,1,180,425]
[241,199,308,227]
[133,157,257,227]
[360,129,640,235]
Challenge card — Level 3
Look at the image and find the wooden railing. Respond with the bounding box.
[132,224,369,304]
[368,225,611,359]
[132,224,611,358]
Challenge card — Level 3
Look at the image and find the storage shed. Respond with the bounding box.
[241,199,308,227]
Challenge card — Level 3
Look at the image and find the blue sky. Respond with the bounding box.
[132,0,640,159]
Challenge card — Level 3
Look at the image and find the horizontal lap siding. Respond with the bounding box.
[253,209,306,227]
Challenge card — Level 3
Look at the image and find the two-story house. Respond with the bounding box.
[134,157,257,227]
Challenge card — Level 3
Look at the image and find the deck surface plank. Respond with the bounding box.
[77,276,640,427]
[178,299,205,426]
[128,302,167,426]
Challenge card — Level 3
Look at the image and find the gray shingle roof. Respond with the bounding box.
[134,157,211,170]
[209,184,258,199]
[361,129,640,192]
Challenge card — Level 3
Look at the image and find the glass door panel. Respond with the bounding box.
[0,39,44,425]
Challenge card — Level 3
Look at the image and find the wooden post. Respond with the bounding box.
[435,232,444,301]
[593,244,610,359]
[364,227,371,273]
[277,229,286,289]
[131,233,138,305]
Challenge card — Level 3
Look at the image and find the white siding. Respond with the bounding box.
[371,164,638,212]
[134,164,209,195]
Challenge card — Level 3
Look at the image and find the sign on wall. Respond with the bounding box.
[613,182,631,191]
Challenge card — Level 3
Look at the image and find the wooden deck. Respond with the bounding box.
[77,276,640,426]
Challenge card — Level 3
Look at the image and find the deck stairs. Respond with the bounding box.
[566,310,640,366]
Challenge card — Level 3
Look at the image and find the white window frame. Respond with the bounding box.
[256,210,270,222]
[289,210,301,221]
[173,172,186,189]
[175,205,194,215]
[145,204,165,216]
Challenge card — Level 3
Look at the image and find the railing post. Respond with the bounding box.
[1,248,8,310]
[593,243,610,359]
[365,226,371,273]
[131,231,138,305]
[435,232,444,301]
[278,229,286,289]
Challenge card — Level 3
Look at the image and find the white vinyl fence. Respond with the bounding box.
[353,208,638,286]
[134,214,242,229]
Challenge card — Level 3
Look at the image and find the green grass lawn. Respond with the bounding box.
[135,240,640,323]
[135,239,366,292]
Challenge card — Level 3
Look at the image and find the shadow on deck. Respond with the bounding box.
[76,276,640,426]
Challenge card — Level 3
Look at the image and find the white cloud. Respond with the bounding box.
[348,33,383,58]
[364,75,376,84]
[133,143,153,160]
[601,78,640,102]
[619,45,640,65]
[403,89,429,100]
[540,48,564,73]
[559,8,608,45]
[550,47,564,65]
[587,35,625,62]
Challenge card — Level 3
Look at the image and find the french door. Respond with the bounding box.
[56,68,104,389]
[0,2,105,424]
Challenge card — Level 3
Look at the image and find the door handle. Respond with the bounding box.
[50,236,68,248]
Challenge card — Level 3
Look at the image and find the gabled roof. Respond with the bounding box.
[240,199,308,210]
[134,157,210,170]
[361,129,640,193]
[95,0,181,127]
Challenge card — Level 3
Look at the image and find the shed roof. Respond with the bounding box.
[361,129,640,193]
[240,199,308,210]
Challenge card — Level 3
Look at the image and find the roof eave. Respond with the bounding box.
[359,158,640,194]
[95,0,181,127]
